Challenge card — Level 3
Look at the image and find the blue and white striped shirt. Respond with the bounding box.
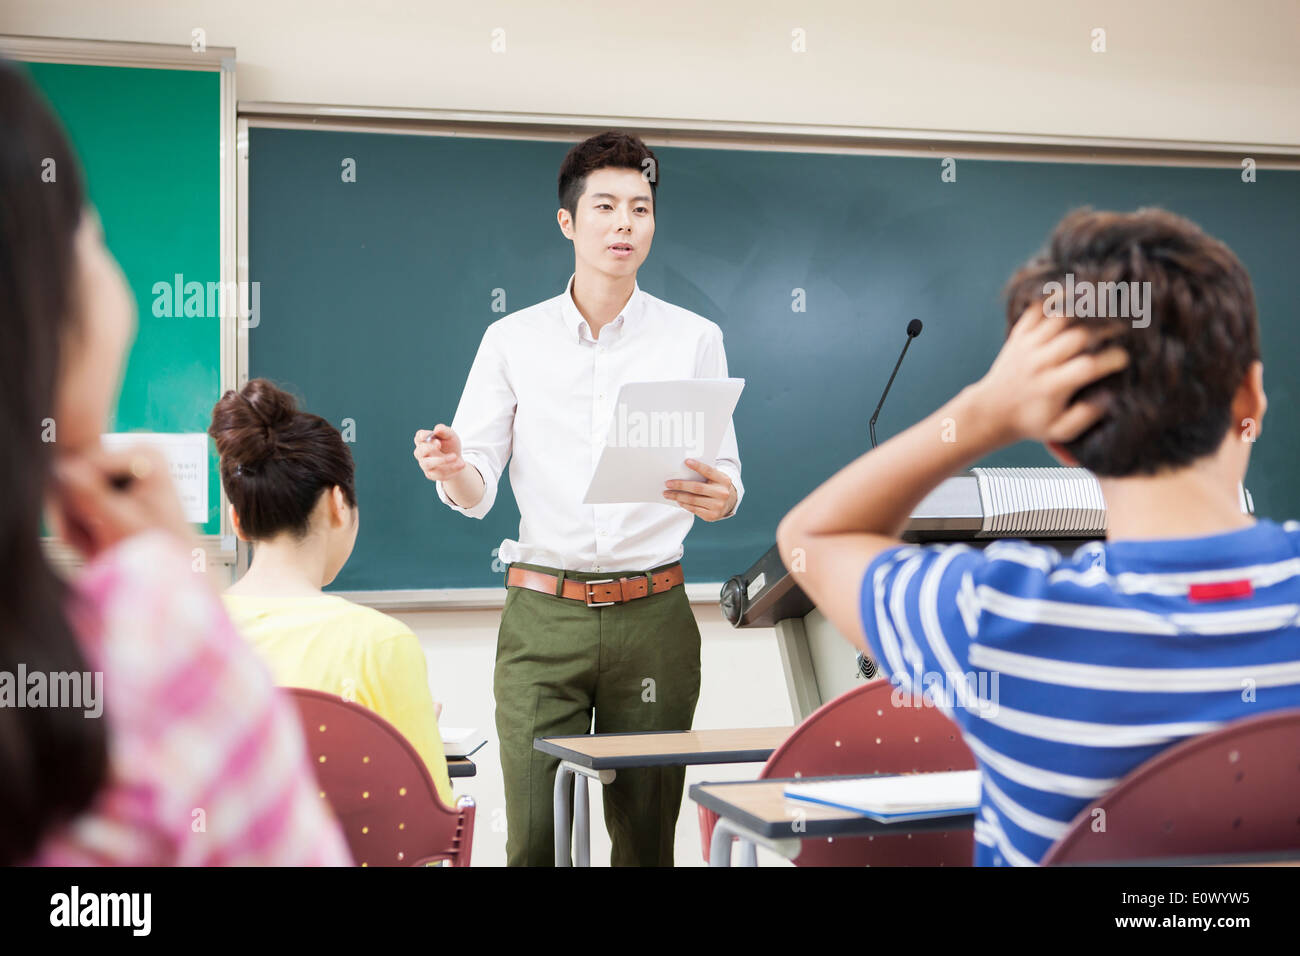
[859,518,1300,866]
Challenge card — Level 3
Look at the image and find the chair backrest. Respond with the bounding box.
[764,679,975,866]
[288,688,475,867]
[1043,708,1300,865]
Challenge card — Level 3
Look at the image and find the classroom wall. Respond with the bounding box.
[5,0,1299,145]
[15,0,1298,866]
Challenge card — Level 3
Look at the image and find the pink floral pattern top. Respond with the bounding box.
[28,531,353,866]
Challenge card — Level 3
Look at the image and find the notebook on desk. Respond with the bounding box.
[784,770,981,822]
[440,728,488,758]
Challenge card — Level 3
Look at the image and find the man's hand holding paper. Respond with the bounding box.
[581,377,744,510]
[663,457,737,521]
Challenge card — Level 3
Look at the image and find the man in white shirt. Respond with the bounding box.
[412,131,743,866]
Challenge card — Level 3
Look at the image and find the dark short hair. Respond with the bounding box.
[1004,208,1259,477]
[557,130,658,218]
[210,378,357,539]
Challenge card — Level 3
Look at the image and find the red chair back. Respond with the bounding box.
[1043,708,1300,865]
[289,687,475,867]
[699,680,975,865]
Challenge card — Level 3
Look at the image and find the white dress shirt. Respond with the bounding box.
[436,275,744,573]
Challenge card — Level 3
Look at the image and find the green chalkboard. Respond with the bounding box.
[25,62,223,535]
[247,126,1300,590]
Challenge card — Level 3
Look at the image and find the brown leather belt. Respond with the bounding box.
[506,564,684,607]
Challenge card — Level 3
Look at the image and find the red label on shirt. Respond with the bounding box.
[1188,579,1255,602]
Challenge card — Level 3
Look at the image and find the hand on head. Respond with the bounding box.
[971,303,1130,447]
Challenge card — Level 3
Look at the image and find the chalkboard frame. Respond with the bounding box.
[4,34,241,570]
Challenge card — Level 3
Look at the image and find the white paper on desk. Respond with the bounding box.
[783,770,981,820]
[100,432,209,524]
[440,727,488,758]
[582,378,744,505]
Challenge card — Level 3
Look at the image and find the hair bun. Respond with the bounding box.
[208,378,357,540]
[208,378,300,467]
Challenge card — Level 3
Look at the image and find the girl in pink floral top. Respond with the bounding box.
[1,62,351,866]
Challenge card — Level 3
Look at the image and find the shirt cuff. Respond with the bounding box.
[716,463,743,519]
[435,456,494,519]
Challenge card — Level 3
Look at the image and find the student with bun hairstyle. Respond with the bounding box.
[1,62,350,866]
[211,378,455,807]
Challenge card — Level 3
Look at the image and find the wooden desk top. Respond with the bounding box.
[446,757,476,778]
[689,777,976,839]
[533,726,794,769]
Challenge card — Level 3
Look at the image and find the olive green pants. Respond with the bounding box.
[493,561,702,867]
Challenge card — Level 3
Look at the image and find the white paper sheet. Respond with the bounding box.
[582,378,745,505]
[439,727,488,758]
[784,770,981,818]
[100,432,210,524]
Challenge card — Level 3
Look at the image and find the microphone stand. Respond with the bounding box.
[869,320,923,449]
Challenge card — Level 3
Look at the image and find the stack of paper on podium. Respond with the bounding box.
[582,378,745,505]
[972,466,1107,537]
[784,770,981,822]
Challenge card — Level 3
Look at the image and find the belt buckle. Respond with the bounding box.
[584,578,616,607]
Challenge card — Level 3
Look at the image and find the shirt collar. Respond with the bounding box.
[561,273,645,343]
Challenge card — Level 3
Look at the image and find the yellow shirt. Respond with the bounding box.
[222,593,454,807]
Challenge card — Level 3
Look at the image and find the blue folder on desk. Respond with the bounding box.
[784,770,980,823]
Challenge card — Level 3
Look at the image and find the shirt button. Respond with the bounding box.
[598,530,607,537]
[597,392,605,400]
[594,565,602,572]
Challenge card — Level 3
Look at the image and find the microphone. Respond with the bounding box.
[868,319,923,449]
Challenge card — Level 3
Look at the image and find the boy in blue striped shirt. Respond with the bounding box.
[778,208,1300,866]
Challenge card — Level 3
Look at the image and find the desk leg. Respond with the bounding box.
[553,763,573,867]
[709,819,736,867]
[574,772,590,867]
[553,762,617,867]
[709,818,799,867]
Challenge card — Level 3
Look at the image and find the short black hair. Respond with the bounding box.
[1004,208,1260,477]
[557,130,658,218]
